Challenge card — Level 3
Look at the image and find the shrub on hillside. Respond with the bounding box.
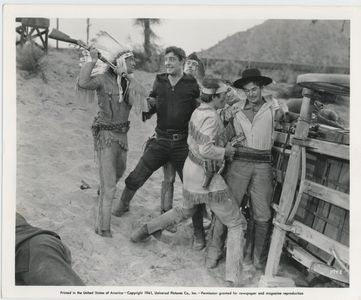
[133,46,162,73]
[17,42,47,79]
[210,60,243,81]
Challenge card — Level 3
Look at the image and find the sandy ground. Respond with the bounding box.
[15,48,310,287]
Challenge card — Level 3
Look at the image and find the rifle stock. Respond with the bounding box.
[48,28,116,70]
[49,28,79,45]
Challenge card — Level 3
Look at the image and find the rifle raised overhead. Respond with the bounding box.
[48,28,116,70]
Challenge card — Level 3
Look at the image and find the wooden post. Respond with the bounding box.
[56,18,59,49]
[264,88,315,278]
[86,18,90,45]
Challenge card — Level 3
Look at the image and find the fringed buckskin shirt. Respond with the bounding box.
[78,63,131,151]
[182,103,230,206]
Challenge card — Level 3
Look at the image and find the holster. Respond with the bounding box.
[202,170,214,189]
[142,134,156,152]
[188,151,225,189]
[202,160,225,189]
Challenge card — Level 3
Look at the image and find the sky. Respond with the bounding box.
[47,18,266,54]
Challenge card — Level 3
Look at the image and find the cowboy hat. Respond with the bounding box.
[233,68,272,89]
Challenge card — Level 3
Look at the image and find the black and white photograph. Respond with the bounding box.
[2,3,361,299]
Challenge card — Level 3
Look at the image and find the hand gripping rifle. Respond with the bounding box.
[48,28,116,70]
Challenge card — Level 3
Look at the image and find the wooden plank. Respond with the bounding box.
[332,162,349,244]
[302,180,349,210]
[298,196,316,227]
[323,160,347,242]
[274,132,349,160]
[316,125,350,145]
[286,240,349,283]
[305,153,317,179]
[335,162,350,193]
[311,210,341,227]
[340,211,349,246]
[292,137,349,160]
[310,159,339,257]
[292,220,349,264]
[286,238,324,268]
[274,131,290,144]
[265,94,313,277]
[20,18,50,28]
[272,146,291,155]
[258,276,295,287]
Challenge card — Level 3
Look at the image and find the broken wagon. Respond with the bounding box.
[260,73,350,287]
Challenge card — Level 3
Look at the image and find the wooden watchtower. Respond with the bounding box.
[16,18,50,53]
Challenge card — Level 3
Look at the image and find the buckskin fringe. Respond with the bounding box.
[188,121,211,145]
[182,188,229,205]
[93,130,128,161]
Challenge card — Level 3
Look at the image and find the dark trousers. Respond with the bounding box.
[125,138,188,190]
[124,137,204,233]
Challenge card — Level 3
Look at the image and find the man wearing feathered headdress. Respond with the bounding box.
[78,31,146,238]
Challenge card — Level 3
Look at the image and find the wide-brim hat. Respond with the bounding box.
[233,68,272,89]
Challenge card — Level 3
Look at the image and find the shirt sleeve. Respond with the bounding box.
[194,82,200,99]
[272,96,287,122]
[149,77,158,98]
[77,62,102,90]
[198,117,226,161]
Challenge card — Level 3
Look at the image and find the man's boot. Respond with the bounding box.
[161,181,177,233]
[131,224,152,242]
[131,208,184,242]
[192,204,206,251]
[112,187,136,217]
[253,220,272,271]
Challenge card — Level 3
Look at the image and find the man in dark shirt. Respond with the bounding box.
[112,46,205,248]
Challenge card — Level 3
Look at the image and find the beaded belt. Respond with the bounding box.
[92,121,130,134]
